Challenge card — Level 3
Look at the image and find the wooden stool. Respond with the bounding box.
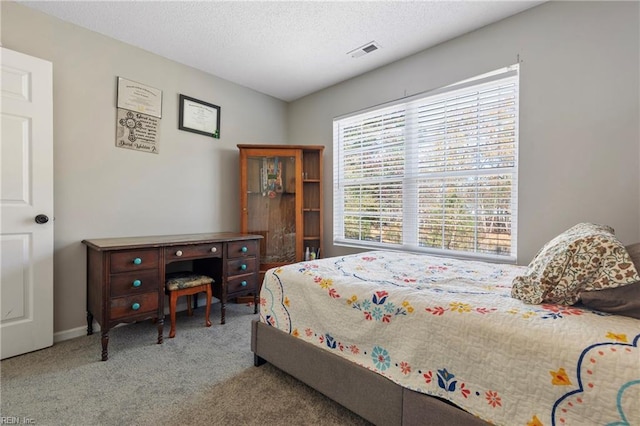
[165,272,214,338]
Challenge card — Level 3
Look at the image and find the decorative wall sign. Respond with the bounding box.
[116,108,160,154]
[179,94,220,138]
[117,77,162,118]
[115,77,162,154]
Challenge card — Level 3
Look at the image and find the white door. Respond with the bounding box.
[1,48,54,359]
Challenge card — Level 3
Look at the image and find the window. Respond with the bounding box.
[333,65,519,261]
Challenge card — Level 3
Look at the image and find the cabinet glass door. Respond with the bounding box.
[244,153,301,265]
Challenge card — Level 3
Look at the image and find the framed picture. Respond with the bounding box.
[117,77,163,118]
[178,94,220,138]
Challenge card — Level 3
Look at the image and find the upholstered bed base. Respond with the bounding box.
[251,320,488,426]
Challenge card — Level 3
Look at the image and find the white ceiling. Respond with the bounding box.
[21,1,544,102]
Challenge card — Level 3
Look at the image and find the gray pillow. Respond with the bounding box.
[579,243,640,319]
[626,242,640,269]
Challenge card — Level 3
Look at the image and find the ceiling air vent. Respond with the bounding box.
[348,41,381,59]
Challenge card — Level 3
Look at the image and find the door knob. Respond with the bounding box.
[35,214,49,224]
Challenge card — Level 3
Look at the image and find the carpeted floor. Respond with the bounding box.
[162,362,371,425]
[1,303,370,425]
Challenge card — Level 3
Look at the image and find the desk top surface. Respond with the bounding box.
[82,232,263,251]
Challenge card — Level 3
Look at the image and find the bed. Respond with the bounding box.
[251,224,640,425]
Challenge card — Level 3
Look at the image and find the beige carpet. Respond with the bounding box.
[163,363,371,425]
[1,303,371,425]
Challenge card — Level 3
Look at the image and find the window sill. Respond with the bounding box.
[333,239,518,265]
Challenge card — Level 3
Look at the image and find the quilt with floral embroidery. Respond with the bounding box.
[259,251,640,426]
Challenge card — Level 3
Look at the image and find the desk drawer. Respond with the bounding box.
[165,243,222,262]
[110,270,160,297]
[226,257,257,276]
[110,292,159,320]
[226,240,258,259]
[227,274,256,294]
[110,249,160,273]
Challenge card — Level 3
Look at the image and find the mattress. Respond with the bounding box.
[259,251,640,425]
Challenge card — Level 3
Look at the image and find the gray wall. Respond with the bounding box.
[2,1,639,338]
[287,1,640,264]
[1,2,288,336]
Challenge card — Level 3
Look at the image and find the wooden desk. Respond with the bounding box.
[83,232,262,361]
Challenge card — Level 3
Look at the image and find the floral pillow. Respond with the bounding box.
[511,223,640,305]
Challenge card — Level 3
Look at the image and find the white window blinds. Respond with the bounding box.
[333,65,519,261]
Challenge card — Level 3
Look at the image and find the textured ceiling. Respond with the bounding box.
[21,1,544,102]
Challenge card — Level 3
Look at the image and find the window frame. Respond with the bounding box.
[333,65,519,262]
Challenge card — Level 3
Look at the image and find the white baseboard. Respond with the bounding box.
[54,295,220,343]
[54,325,89,343]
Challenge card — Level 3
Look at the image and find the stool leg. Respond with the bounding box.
[204,284,212,328]
[169,291,178,338]
[187,295,193,316]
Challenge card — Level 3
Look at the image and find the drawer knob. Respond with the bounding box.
[131,302,141,311]
[133,258,142,265]
[132,279,141,288]
[175,250,183,257]
[241,280,248,287]
[240,264,247,270]
[210,247,217,253]
[241,246,248,253]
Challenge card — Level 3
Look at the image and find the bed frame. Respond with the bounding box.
[251,320,488,425]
